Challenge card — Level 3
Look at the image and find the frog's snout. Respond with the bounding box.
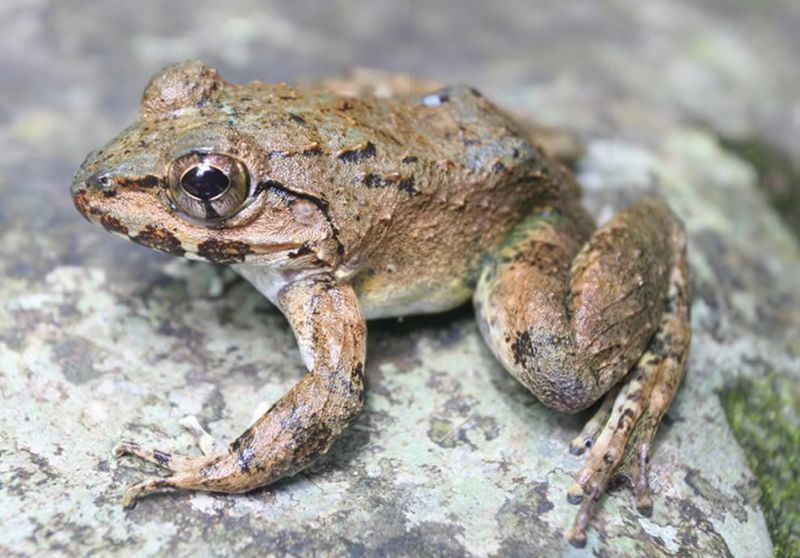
[71,167,114,222]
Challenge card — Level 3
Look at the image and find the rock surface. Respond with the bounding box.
[1,1,799,557]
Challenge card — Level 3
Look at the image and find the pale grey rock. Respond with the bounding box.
[1,1,799,557]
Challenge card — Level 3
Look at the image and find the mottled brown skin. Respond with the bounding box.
[71,61,690,546]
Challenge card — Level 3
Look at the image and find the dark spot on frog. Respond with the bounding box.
[402,155,418,164]
[197,238,254,263]
[511,329,536,366]
[492,161,507,173]
[616,407,635,429]
[363,173,386,188]
[152,449,172,466]
[230,426,256,457]
[288,242,314,259]
[102,189,117,198]
[288,112,307,125]
[134,225,185,257]
[469,87,483,98]
[71,190,92,221]
[116,174,161,190]
[337,141,376,162]
[362,173,418,195]
[648,336,666,356]
[302,145,323,156]
[99,215,129,236]
[398,176,418,195]
[238,445,256,473]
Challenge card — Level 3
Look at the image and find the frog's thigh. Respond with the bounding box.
[475,198,690,545]
[474,198,682,413]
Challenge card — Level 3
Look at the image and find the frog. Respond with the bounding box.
[71,61,690,547]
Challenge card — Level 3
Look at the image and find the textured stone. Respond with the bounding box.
[1,1,799,557]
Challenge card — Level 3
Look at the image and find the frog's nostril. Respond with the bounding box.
[86,172,112,190]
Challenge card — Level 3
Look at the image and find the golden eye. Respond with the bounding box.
[168,153,250,221]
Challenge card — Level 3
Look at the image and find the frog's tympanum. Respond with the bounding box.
[72,61,690,547]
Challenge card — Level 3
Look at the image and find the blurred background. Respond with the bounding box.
[1,1,799,557]
[3,1,799,238]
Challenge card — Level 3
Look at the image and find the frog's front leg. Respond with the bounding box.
[114,275,366,508]
[474,198,690,547]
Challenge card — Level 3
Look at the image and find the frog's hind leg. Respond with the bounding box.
[474,197,690,547]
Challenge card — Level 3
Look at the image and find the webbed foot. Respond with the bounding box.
[113,415,226,508]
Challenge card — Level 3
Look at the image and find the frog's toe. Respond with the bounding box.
[179,415,224,455]
[566,272,689,546]
[568,384,620,456]
[566,365,651,547]
[629,415,660,516]
[113,439,209,473]
[121,476,178,509]
[116,450,230,509]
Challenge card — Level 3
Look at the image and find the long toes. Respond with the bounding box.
[568,435,594,456]
[565,366,653,546]
[567,466,618,546]
[633,439,655,515]
[112,440,140,458]
[113,439,202,472]
[567,498,593,547]
[121,477,177,509]
[567,482,584,504]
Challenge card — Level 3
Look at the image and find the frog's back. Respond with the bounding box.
[321,85,568,318]
[196,77,568,318]
[235,80,554,200]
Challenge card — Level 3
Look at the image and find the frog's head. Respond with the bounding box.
[71,60,340,269]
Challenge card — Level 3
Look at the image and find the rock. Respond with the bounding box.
[1,1,798,557]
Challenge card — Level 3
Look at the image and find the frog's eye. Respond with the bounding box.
[168,153,250,221]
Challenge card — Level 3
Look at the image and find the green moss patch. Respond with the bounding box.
[721,372,800,558]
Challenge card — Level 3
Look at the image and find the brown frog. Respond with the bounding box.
[71,61,690,547]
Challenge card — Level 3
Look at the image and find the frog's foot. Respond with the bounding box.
[113,415,230,507]
[565,262,690,547]
[113,415,220,468]
[113,443,224,509]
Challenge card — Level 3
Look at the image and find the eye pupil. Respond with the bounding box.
[181,163,229,200]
